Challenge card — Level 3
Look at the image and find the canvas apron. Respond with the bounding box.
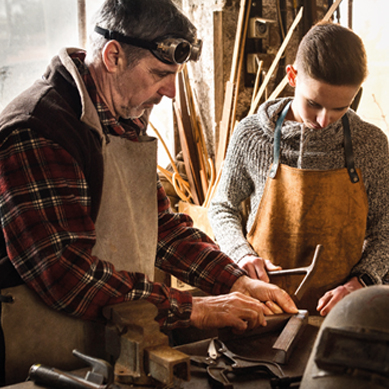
[1,133,158,384]
[247,102,368,314]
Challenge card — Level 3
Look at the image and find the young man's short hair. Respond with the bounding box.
[295,21,367,86]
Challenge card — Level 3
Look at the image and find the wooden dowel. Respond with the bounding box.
[323,0,343,21]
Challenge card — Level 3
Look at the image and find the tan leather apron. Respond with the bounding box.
[247,101,368,314]
[1,133,158,384]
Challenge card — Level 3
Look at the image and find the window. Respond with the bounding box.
[0,0,174,166]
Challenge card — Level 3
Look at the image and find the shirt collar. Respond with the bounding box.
[70,51,144,142]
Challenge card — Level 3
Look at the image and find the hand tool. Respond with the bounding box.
[272,310,309,364]
[268,244,323,301]
[190,338,284,388]
[28,349,114,389]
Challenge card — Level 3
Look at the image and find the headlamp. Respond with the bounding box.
[94,25,202,65]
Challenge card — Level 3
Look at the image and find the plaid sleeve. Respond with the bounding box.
[156,180,247,296]
[0,128,193,329]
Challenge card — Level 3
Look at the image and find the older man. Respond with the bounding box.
[0,0,296,383]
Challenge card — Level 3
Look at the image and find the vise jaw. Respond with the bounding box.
[103,300,190,386]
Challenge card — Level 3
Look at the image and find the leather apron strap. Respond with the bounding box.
[2,135,159,384]
[247,103,368,313]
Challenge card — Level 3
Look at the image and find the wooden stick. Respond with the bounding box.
[149,122,179,175]
[250,59,263,109]
[173,101,200,205]
[182,66,210,195]
[323,0,343,21]
[202,158,216,207]
[176,72,204,204]
[203,160,224,209]
[268,75,289,101]
[248,7,303,116]
[230,0,249,84]
[157,165,192,203]
[216,0,252,171]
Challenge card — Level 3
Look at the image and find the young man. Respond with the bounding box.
[209,21,389,316]
[0,0,297,383]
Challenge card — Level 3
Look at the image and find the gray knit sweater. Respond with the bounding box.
[209,98,389,284]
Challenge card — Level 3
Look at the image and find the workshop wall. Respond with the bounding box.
[180,0,331,161]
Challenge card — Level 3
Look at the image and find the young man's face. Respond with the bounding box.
[112,52,182,120]
[286,65,360,130]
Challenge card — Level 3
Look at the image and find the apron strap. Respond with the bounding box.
[342,114,360,183]
[269,101,359,184]
[269,101,292,178]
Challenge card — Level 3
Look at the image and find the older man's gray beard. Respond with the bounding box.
[126,98,161,120]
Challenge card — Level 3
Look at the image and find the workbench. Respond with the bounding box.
[4,317,322,389]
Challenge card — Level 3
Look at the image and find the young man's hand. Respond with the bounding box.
[238,255,282,282]
[190,276,298,332]
[316,276,363,316]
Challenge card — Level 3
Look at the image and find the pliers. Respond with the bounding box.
[190,338,285,388]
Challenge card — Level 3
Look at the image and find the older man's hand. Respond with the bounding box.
[190,276,298,332]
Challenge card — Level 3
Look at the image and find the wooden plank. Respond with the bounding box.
[216,0,252,171]
[215,80,235,171]
[176,72,204,204]
[182,67,209,193]
[173,102,200,205]
[213,11,224,129]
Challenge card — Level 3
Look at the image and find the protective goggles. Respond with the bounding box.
[94,25,202,65]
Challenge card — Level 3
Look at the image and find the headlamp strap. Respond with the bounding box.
[94,25,157,51]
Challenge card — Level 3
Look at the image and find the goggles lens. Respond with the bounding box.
[155,38,191,64]
[94,26,202,65]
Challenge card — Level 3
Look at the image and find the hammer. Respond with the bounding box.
[268,244,323,301]
[28,349,114,389]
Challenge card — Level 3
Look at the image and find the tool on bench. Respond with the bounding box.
[267,246,322,364]
[268,244,323,301]
[272,310,309,364]
[190,338,285,388]
[28,349,114,389]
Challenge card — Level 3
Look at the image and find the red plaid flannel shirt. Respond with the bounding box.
[0,52,245,329]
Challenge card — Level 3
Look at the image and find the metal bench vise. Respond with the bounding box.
[103,300,190,387]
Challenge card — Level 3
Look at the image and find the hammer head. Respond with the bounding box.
[294,244,323,301]
[72,349,114,385]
